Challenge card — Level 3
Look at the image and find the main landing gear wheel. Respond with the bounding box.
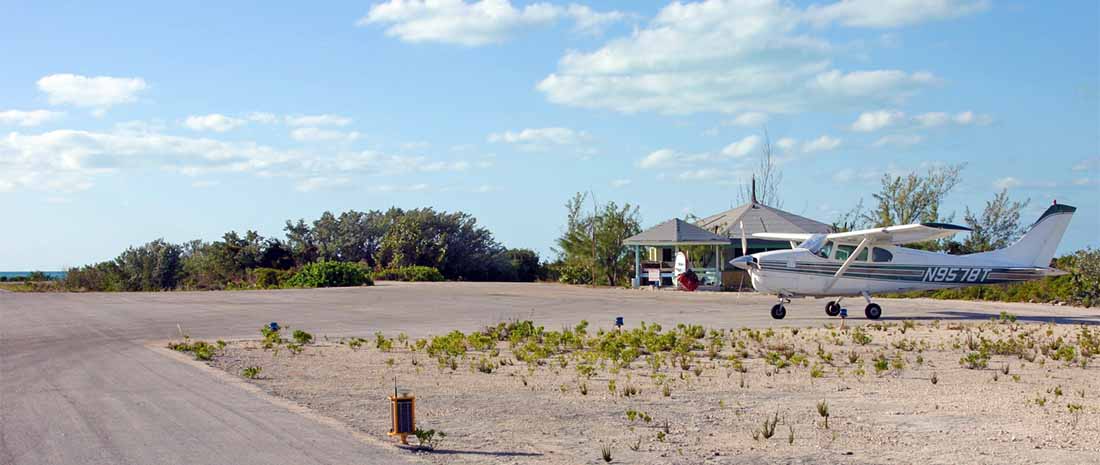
[865,303,882,320]
[825,301,840,317]
[770,304,787,320]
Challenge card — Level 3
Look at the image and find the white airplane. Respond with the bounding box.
[729,202,1076,320]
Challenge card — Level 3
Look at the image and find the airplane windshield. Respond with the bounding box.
[797,234,828,254]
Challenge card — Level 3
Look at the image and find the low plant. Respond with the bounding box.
[960,351,990,369]
[413,428,447,451]
[292,329,313,345]
[601,445,612,463]
[757,411,779,440]
[241,366,262,379]
[851,328,872,346]
[816,400,830,429]
[931,372,939,385]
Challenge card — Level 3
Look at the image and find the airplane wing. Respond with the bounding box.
[752,222,970,246]
[751,232,815,242]
[826,222,971,245]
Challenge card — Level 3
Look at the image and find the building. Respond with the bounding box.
[626,183,834,290]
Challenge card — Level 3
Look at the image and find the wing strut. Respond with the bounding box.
[823,238,870,293]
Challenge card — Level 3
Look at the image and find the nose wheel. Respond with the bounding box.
[825,301,840,317]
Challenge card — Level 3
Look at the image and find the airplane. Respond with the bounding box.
[729,202,1076,320]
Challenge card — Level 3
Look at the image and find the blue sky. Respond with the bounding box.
[1,0,1097,270]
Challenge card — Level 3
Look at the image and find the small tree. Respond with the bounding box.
[556,193,641,287]
[737,130,783,208]
[960,189,1029,253]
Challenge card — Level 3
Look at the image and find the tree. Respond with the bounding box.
[737,130,783,207]
[114,239,183,291]
[556,193,641,287]
[501,249,541,282]
[867,164,964,227]
[283,219,318,265]
[960,189,1030,253]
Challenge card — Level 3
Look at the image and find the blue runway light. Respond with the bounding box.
[268,322,280,331]
[615,316,624,328]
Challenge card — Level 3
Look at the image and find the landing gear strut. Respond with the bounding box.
[861,291,882,320]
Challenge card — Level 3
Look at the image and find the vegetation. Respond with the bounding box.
[60,207,541,292]
[371,266,445,282]
[284,261,372,288]
[555,192,642,286]
[413,428,447,451]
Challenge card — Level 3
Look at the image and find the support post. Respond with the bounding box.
[633,245,641,288]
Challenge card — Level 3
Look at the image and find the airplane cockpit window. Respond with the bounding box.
[798,234,827,254]
[872,248,894,262]
[835,245,869,261]
[817,241,833,259]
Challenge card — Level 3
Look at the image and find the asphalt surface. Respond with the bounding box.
[2,282,1098,465]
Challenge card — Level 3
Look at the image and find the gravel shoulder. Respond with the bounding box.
[201,319,1100,465]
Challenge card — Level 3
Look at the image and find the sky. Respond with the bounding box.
[1,0,1097,270]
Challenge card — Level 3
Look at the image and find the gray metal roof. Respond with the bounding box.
[696,201,834,237]
[624,218,730,245]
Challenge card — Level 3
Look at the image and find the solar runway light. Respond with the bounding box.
[615,316,624,330]
[388,376,416,445]
[839,308,848,330]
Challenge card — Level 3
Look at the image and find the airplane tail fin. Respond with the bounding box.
[976,202,1075,267]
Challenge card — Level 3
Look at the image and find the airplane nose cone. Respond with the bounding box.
[729,255,756,270]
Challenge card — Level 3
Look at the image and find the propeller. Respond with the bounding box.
[729,221,757,270]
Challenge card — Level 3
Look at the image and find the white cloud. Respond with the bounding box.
[290,127,362,143]
[801,135,841,153]
[296,176,351,192]
[359,0,623,46]
[371,183,431,192]
[566,4,626,35]
[725,112,769,127]
[610,178,632,188]
[184,114,246,133]
[678,168,731,181]
[537,0,942,115]
[872,134,923,148]
[0,110,64,127]
[850,109,904,132]
[638,149,678,168]
[488,127,590,151]
[775,137,797,152]
[806,0,990,28]
[247,112,279,124]
[993,177,1019,190]
[1072,157,1099,172]
[36,74,147,113]
[284,114,352,127]
[0,127,469,193]
[720,135,760,158]
[914,110,991,127]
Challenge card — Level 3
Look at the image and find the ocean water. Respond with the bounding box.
[0,271,67,279]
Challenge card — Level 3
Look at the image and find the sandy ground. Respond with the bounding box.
[204,318,1099,465]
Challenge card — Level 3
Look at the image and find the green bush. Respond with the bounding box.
[285,261,373,288]
[253,268,289,289]
[371,266,444,282]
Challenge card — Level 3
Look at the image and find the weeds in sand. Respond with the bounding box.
[476,357,495,374]
[873,354,889,374]
[580,382,588,395]
[931,372,939,385]
[657,430,666,442]
[788,425,795,445]
[960,351,990,369]
[629,437,641,451]
[662,383,672,397]
[817,400,830,429]
[621,384,639,398]
[608,379,616,394]
[241,366,262,379]
[1067,403,1083,428]
[810,364,825,379]
[847,351,860,364]
[851,328,872,346]
[385,358,395,367]
[413,428,447,451]
[753,411,779,440]
[168,339,220,361]
[1034,395,1048,407]
[292,330,313,345]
